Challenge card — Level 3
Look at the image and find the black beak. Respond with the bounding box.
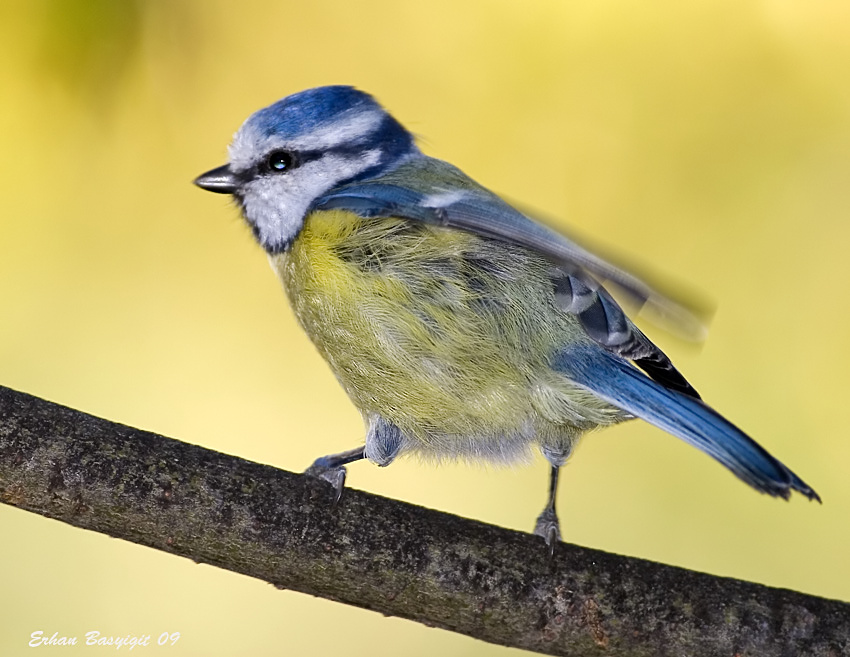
[194,164,239,194]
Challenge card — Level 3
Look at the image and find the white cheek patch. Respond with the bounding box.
[242,149,383,251]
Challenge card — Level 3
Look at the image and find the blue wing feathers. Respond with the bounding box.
[553,344,820,501]
[314,162,708,339]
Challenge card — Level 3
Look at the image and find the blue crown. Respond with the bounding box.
[250,86,382,139]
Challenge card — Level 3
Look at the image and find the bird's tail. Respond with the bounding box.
[552,344,820,501]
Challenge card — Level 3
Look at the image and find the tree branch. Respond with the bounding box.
[0,384,847,656]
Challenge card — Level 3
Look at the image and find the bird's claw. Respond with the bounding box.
[533,508,562,557]
[305,462,348,506]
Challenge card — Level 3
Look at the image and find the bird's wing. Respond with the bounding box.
[316,160,707,334]
[313,157,702,397]
[549,268,700,398]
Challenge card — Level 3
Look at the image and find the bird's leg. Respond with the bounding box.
[533,464,562,555]
[305,446,365,504]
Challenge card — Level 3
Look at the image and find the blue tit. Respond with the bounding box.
[194,85,819,548]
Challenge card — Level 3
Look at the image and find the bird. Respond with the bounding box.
[194,85,819,549]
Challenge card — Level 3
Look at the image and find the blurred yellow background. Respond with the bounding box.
[2,0,849,654]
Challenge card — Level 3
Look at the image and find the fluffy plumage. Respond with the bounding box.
[273,208,625,464]
[195,85,819,545]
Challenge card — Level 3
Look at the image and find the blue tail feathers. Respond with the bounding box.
[553,344,820,502]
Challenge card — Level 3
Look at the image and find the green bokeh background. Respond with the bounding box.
[2,1,848,654]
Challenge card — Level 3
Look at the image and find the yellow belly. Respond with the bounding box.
[269,208,622,460]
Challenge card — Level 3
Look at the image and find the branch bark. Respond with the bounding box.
[0,384,847,656]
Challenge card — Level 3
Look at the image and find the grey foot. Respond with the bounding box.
[304,460,347,505]
[533,508,562,556]
[303,447,365,505]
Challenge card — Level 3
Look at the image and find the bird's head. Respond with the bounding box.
[195,85,419,253]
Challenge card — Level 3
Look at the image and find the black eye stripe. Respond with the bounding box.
[256,145,382,181]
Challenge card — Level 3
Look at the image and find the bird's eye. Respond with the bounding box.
[266,150,296,173]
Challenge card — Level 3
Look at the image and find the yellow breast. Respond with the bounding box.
[268,208,618,459]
